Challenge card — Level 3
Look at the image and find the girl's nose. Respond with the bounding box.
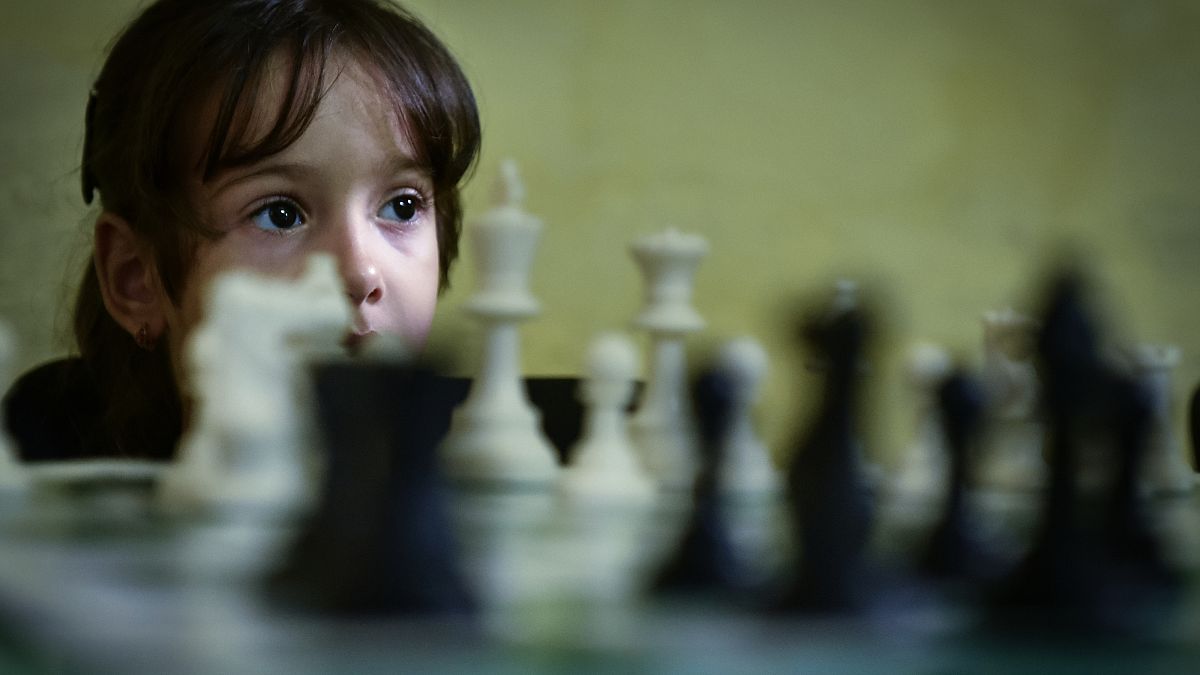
[343,259,383,306]
[328,220,384,306]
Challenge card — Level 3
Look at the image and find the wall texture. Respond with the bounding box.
[3,0,1199,464]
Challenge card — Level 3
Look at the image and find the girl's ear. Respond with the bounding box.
[93,212,168,343]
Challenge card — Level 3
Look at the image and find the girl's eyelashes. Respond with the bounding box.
[249,198,305,233]
[244,189,427,233]
[378,191,427,224]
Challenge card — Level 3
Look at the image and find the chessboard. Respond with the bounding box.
[3,161,1200,672]
[0,467,1198,673]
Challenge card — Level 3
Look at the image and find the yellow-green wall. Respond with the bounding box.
[3,1,1199,465]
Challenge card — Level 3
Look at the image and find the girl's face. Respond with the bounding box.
[166,56,441,358]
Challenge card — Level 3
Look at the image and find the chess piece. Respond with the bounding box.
[628,228,708,490]
[1190,382,1200,479]
[0,321,29,500]
[710,337,787,589]
[986,270,1177,633]
[713,337,781,497]
[551,334,657,606]
[560,333,654,501]
[891,342,952,498]
[977,308,1045,491]
[1125,344,1192,494]
[1104,371,1179,591]
[159,254,351,517]
[805,280,884,486]
[439,160,558,486]
[989,273,1100,628]
[919,370,998,580]
[777,297,875,612]
[270,358,474,614]
[653,365,747,594]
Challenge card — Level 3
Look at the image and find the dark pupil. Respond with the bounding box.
[269,204,298,229]
[392,196,417,221]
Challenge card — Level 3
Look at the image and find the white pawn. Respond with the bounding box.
[560,333,654,502]
[440,160,558,486]
[551,334,659,607]
[0,320,29,497]
[711,337,788,586]
[1128,344,1193,494]
[628,228,708,490]
[977,308,1045,490]
[714,337,780,496]
[891,342,952,498]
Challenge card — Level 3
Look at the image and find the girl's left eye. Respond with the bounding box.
[379,193,424,223]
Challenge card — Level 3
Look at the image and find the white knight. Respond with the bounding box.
[159,254,351,516]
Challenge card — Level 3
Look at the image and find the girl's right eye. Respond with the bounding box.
[250,199,305,232]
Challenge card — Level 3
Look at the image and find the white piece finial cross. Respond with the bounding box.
[494,158,525,208]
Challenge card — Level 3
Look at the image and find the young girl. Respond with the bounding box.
[3,0,481,461]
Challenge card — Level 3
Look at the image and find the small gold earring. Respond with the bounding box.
[135,323,157,351]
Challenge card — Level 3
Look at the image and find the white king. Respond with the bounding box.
[440,160,559,486]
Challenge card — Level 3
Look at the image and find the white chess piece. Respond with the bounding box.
[831,278,859,314]
[440,160,558,486]
[159,254,351,516]
[544,334,659,609]
[891,342,952,498]
[714,336,780,496]
[1128,344,1193,494]
[560,333,654,502]
[977,308,1045,490]
[707,336,786,585]
[628,228,708,490]
[0,320,29,497]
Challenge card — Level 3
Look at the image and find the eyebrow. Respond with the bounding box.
[210,155,430,195]
[210,161,316,195]
[380,155,429,180]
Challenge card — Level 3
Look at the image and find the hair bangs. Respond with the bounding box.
[327,2,481,291]
[199,33,335,182]
[343,22,480,190]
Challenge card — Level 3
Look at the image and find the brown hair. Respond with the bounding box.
[75,0,481,458]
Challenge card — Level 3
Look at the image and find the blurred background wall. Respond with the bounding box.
[2,0,1199,465]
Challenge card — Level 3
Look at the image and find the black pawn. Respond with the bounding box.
[777,305,874,612]
[918,370,996,580]
[1104,372,1180,592]
[268,359,474,615]
[653,366,747,594]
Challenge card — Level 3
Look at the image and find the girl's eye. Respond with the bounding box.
[250,200,304,232]
[379,193,423,223]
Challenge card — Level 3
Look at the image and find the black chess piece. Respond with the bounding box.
[988,271,1108,629]
[989,269,1180,634]
[918,370,997,581]
[776,303,875,612]
[268,358,474,615]
[652,365,747,594]
[1102,371,1181,601]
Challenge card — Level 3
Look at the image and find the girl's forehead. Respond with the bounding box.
[319,57,411,135]
[187,49,414,183]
